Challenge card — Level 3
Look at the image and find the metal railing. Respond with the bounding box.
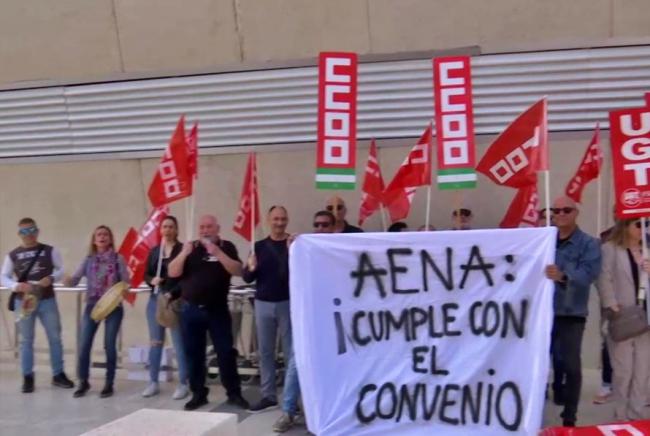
[0,285,260,379]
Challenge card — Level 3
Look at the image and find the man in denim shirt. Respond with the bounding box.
[544,196,601,427]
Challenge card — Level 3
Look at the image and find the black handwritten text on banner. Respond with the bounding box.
[289,228,556,436]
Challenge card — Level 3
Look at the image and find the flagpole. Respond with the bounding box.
[185,197,192,241]
[189,193,196,240]
[425,186,432,230]
[251,153,256,255]
[640,217,648,306]
[544,170,551,227]
[154,241,164,295]
[596,173,602,235]
[380,206,387,232]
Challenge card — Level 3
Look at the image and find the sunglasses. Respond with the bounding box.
[313,221,332,228]
[551,207,575,215]
[18,226,38,236]
[326,205,344,212]
[452,209,472,217]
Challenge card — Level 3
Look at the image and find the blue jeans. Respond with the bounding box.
[15,297,65,377]
[179,301,241,398]
[282,347,301,416]
[77,303,123,384]
[255,300,292,401]
[146,294,188,384]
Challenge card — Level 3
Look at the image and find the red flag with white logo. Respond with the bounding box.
[358,139,386,226]
[565,124,602,203]
[233,153,260,241]
[315,52,358,190]
[476,98,548,189]
[147,116,193,207]
[610,105,650,219]
[118,206,168,304]
[383,125,433,222]
[499,184,540,228]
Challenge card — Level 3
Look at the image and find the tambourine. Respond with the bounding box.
[20,283,45,318]
[90,281,130,322]
[20,294,38,317]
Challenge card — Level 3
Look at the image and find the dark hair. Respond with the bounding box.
[268,205,288,215]
[18,217,36,227]
[161,215,180,242]
[452,208,472,217]
[313,210,335,226]
[388,222,408,232]
[162,215,179,229]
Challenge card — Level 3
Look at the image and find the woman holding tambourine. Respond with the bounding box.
[64,225,128,399]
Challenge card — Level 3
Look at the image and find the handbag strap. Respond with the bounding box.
[18,244,45,282]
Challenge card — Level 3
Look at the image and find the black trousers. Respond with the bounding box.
[602,340,613,385]
[180,301,241,398]
[551,316,586,422]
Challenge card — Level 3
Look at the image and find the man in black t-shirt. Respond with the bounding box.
[168,214,249,411]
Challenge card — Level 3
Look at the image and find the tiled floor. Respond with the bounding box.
[0,366,636,436]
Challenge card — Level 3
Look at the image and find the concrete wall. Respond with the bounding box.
[1,0,650,87]
[0,133,612,372]
[0,0,631,375]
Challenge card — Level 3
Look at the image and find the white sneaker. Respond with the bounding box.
[142,382,160,398]
[172,383,189,400]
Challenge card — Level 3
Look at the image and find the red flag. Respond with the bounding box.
[540,420,650,436]
[499,184,540,228]
[383,125,433,222]
[565,124,602,203]
[187,122,198,182]
[476,98,548,188]
[147,116,192,207]
[117,228,139,305]
[233,153,260,241]
[609,105,650,219]
[645,92,650,107]
[118,206,168,304]
[358,139,386,226]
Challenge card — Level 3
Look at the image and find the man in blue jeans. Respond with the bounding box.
[272,210,335,433]
[544,197,601,427]
[1,217,74,393]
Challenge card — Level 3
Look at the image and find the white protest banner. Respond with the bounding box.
[290,228,556,436]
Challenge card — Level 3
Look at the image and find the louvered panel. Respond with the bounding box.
[0,45,648,157]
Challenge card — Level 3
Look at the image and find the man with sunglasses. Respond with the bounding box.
[1,217,73,393]
[451,208,473,230]
[544,197,601,427]
[272,209,335,433]
[325,196,363,233]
